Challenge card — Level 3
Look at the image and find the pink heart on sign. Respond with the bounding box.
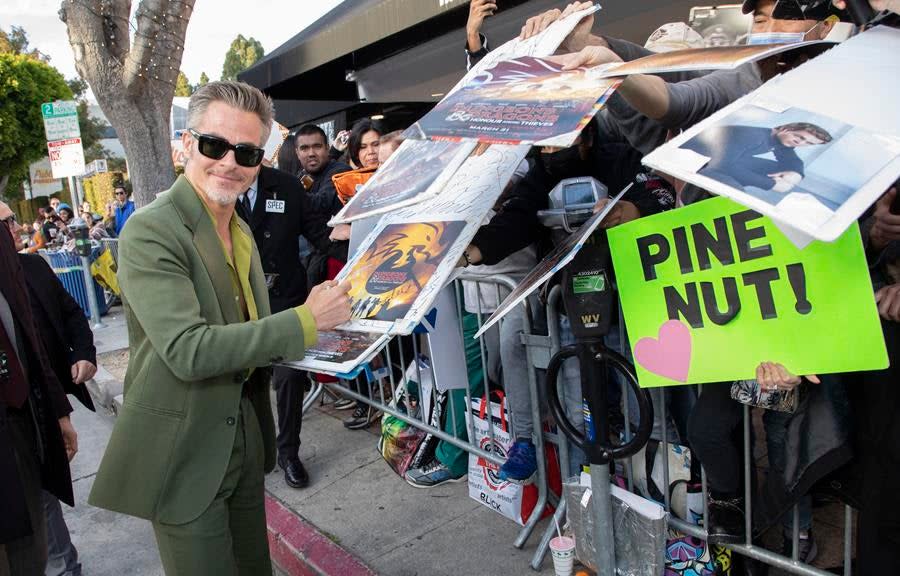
[633,320,692,383]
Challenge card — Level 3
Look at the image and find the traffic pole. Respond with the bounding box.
[71,175,104,329]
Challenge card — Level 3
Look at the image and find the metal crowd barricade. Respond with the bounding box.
[538,283,856,576]
[100,237,120,266]
[300,275,857,574]
[300,273,560,551]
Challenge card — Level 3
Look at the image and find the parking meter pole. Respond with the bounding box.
[579,342,616,576]
[80,256,104,329]
[68,176,82,219]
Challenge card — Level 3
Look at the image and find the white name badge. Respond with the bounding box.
[265,199,286,214]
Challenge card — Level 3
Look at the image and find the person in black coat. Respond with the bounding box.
[295,124,353,288]
[235,164,335,489]
[1,204,77,575]
[18,249,97,576]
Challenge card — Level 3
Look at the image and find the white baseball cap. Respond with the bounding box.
[644,22,707,52]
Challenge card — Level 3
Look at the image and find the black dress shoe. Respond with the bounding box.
[278,457,309,489]
[707,495,746,545]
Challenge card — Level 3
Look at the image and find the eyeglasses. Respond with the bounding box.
[188,129,265,168]
[115,191,126,196]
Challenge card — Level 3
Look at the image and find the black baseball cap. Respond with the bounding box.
[742,0,851,21]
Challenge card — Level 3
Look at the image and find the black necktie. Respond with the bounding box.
[238,192,252,222]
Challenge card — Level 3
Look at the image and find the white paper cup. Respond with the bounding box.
[549,535,576,576]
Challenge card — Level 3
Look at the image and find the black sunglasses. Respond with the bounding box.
[189,129,265,168]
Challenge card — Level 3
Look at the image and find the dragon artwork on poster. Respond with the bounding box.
[343,221,467,322]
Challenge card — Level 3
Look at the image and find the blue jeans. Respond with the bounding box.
[42,491,81,576]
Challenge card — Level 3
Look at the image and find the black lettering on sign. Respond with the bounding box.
[731,210,772,262]
[637,233,670,282]
[664,283,704,328]
[692,216,735,271]
[700,278,740,325]
[672,226,694,274]
[786,263,812,314]
[742,268,780,319]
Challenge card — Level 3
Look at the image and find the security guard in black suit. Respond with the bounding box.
[236,164,333,488]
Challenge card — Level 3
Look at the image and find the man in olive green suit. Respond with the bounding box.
[88,81,351,575]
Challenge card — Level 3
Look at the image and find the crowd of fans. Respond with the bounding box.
[17,184,136,255]
[269,1,897,572]
[3,0,898,574]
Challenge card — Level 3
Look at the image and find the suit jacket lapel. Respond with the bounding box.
[168,176,242,326]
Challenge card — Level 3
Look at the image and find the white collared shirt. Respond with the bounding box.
[241,177,259,211]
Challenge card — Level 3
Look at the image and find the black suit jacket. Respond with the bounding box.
[19,254,96,411]
[238,166,334,313]
[1,232,74,542]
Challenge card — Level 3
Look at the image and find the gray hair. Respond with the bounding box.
[187,81,274,144]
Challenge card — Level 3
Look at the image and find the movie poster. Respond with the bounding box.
[408,56,620,146]
[341,221,467,322]
[284,330,390,375]
[331,140,476,224]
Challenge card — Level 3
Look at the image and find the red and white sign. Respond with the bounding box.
[47,137,86,179]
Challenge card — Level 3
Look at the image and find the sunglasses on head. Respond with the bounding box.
[189,129,265,168]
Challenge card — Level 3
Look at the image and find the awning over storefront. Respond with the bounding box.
[242,0,704,127]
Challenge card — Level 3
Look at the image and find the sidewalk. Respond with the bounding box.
[267,400,555,576]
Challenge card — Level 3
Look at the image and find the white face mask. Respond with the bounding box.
[747,31,807,44]
[746,21,820,45]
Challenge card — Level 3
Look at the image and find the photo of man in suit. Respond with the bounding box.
[682,121,833,197]
[87,81,352,575]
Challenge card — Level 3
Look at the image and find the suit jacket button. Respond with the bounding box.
[264,230,271,239]
[226,417,236,426]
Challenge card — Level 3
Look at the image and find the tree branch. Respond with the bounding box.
[100,0,132,63]
[124,0,194,93]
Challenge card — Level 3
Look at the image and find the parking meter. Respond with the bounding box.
[70,219,92,258]
[543,227,653,576]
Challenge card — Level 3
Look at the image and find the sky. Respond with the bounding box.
[1,0,345,97]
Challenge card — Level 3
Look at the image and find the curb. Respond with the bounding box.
[266,492,378,576]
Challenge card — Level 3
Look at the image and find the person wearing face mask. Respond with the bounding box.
[527,1,847,156]
[465,119,648,268]
[463,121,677,480]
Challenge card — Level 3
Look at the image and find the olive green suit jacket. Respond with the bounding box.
[88,176,312,525]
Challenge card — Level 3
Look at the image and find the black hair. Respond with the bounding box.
[296,124,328,145]
[348,118,384,168]
[277,132,301,176]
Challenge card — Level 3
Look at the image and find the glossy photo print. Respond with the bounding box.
[343,221,466,322]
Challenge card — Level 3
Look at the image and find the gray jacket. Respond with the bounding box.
[602,36,762,154]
